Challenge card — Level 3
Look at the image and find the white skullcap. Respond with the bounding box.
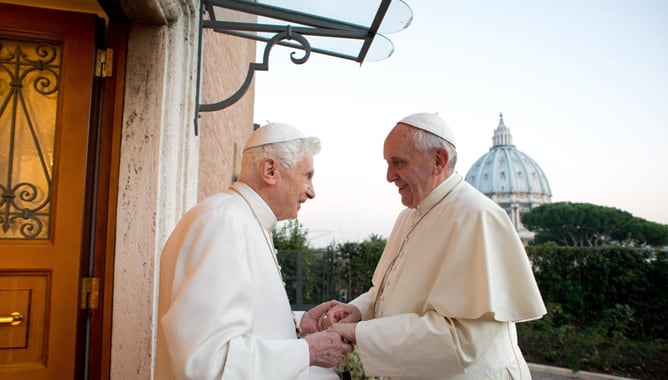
[244,122,308,151]
[398,112,456,148]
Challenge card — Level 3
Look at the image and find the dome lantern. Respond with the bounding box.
[492,113,514,147]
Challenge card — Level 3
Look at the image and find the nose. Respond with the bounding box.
[386,165,397,183]
[306,182,315,199]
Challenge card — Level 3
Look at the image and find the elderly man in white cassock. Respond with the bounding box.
[155,122,352,380]
[319,113,547,379]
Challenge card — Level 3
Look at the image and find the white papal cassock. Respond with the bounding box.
[350,173,547,380]
[155,182,338,380]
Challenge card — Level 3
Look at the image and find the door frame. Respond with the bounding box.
[77,15,128,380]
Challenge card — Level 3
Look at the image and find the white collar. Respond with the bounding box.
[229,182,278,231]
[415,172,463,215]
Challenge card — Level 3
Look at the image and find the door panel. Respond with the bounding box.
[0,273,48,365]
[0,3,96,379]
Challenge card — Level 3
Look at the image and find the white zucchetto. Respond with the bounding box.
[244,122,309,151]
[398,112,457,148]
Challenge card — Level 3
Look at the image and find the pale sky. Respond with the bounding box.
[253,0,668,247]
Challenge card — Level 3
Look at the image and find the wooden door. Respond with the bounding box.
[0,4,97,379]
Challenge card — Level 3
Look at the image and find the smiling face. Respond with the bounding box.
[273,155,316,220]
[384,124,444,208]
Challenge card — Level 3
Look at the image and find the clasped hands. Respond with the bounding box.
[300,300,362,368]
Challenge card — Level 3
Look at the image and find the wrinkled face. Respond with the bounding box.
[274,155,316,220]
[384,124,439,208]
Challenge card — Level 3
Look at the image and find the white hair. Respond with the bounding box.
[240,137,321,177]
[413,128,458,169]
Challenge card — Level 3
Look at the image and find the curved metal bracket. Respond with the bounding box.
[193,0,404,135]
[199,26,311,113]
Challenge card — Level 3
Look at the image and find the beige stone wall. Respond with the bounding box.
[198,11,257,200]
[112,10,201,378]
[108,2,257,378]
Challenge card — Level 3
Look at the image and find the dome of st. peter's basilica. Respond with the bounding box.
[465,114,552,243]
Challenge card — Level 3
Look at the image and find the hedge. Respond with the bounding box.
[526,244,667,339]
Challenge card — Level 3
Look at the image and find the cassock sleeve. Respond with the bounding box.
[355,312,503,378]
[159,208,310,380]
[349,290,375,321]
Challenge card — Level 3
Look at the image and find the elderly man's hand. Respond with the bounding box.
[301,300,341,334]
[319,303,362,330]
[304,331,353,368]
[330,322,357,345]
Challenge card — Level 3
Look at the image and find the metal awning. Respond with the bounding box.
[195,0,412,133]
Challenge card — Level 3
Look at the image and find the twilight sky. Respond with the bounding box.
[253,0,668,247]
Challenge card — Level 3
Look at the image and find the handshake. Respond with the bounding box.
[299,300,362,368]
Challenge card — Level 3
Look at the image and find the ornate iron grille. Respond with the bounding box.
[0,37,61,239]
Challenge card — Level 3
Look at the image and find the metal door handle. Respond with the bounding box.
[0,312,24,326]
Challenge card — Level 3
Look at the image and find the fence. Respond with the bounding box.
[277,248,341,311]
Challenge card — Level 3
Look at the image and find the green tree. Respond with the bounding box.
[274,220,308,304]
[273,219,310,250]
[613,217,668,247]
[333,234,386,301]
[273,220,332,307]
[521,202,668,247]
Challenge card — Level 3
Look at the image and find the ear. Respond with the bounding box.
[259,157,279,185]
[433,148,449,175]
